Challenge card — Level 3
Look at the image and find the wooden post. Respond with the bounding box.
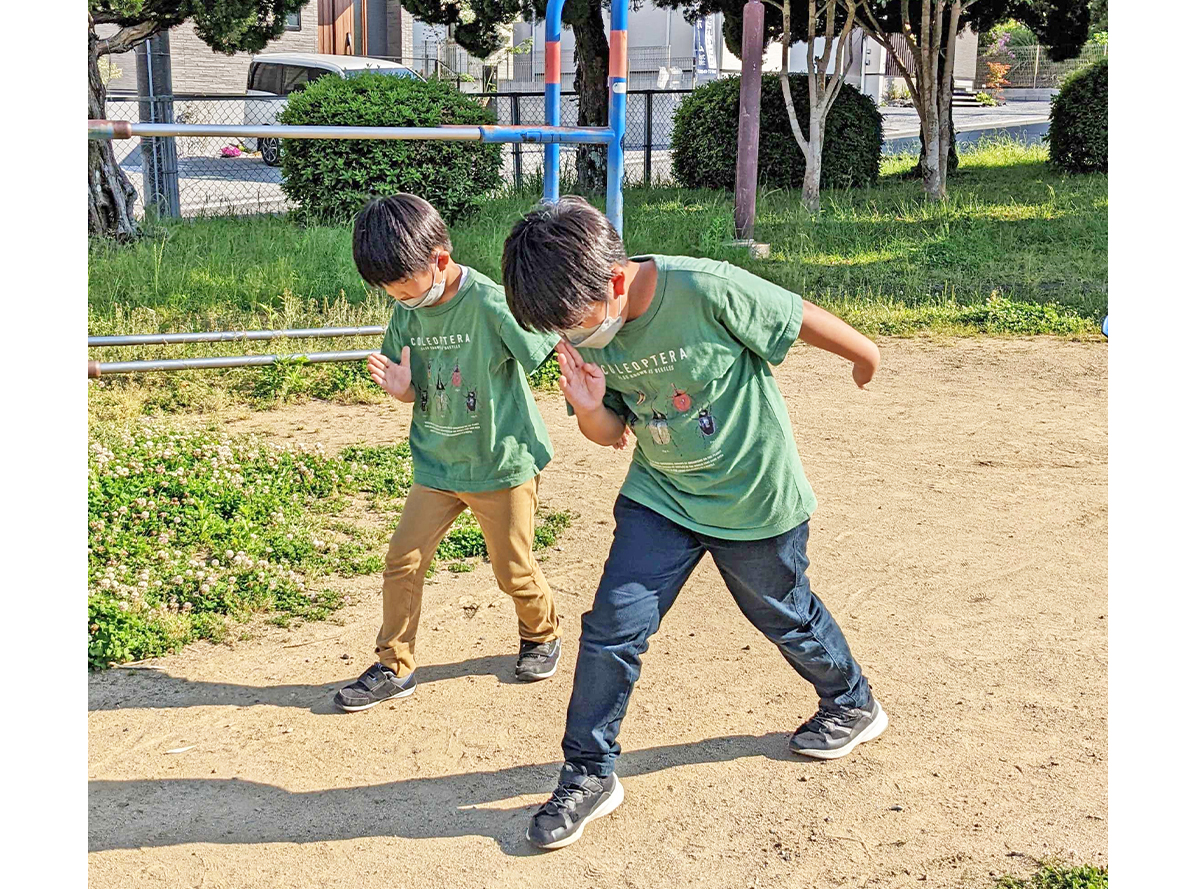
[733,0,765,246]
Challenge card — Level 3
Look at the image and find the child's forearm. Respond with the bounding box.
[797,300,880,373]
[392,387,416,404]
[574,405,628,447]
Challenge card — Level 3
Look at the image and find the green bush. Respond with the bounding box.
[279,74,502,224]
[671,75,882,191]
[1048,58,1108,173]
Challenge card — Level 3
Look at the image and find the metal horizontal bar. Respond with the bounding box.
[88,349,374,378]
[106,92,286,101]
[88,120,614,145]
[480,125,614,145]
[91,120,482,141]
[88,326,385,348]
[105,89,699,100]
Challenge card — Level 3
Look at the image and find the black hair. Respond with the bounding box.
[352,193,452,287]
[501,196,628,331]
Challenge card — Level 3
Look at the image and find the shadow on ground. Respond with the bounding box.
[89,732,808,856]
[88,654,526,714]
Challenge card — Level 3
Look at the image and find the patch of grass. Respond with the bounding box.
[534,509,575,549]
[89,140,1105,413]
[88,427,572,668]
[996,861,1108,889]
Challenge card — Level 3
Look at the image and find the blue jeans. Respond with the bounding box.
[561,495,872,777]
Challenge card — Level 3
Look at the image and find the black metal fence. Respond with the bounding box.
[104,88,693,218]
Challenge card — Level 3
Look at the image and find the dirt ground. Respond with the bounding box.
[88,338,1108,889]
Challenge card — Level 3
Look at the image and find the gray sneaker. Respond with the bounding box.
[526,764,625,850]
[789,698,888,759]
[516,638,561,682]
[334,662,415,712]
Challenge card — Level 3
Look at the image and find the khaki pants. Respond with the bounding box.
[376,475,559,675]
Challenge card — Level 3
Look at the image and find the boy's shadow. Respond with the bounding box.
[88,654,524,715]
[89,732,812,856]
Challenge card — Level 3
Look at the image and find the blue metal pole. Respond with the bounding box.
[88,119,610,145]
[544,0,567,203]
[606,0,629,235]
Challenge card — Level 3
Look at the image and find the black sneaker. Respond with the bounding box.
[789,698,889,759]
[334,662,415,712]
[516,638,561,682]
[526,764,624,850]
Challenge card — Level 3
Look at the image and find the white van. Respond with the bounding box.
[245,53,423,165]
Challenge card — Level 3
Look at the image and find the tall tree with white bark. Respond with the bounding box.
[854,0,971,200]
[777,0,858,213]
[857,0,1090,199]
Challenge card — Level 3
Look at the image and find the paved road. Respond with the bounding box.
[117,101,1054,217]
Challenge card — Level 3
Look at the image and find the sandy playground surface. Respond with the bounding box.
[88,338,1108,889]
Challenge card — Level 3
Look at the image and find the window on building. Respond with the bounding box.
[286,12,302,31]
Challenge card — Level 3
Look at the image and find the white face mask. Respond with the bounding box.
[565,294,624,349]
[397,264,445,310]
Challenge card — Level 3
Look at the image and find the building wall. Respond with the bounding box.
[953,26,979,86]
[512,8,701,55]
[99,2,320,95]
[96,1,424,95]
[386,4,415,61]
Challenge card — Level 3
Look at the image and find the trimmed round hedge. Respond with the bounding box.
[671,75,883,190]
[279,74,502,224]
[1048,57,1108,174]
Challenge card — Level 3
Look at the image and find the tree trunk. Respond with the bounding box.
[802,120,822,213]
[913,102,957,181]
[919,95,942,198]
[566,2,609,193]
[89,27,139,240]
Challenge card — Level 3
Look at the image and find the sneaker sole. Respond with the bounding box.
[335,684,415,713]
[790,704,890,760]
[526,774,624,851]
[515,661,559,682]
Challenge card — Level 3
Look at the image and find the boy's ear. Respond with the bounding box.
[611,264,628,297]
[434,249,450,271]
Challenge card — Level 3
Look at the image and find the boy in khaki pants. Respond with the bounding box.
[335,194,561,712]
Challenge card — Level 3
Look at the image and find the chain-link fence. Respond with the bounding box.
[104,88,692,218]
[988,43,1107,90]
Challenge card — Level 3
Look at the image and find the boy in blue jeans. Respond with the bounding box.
[502,197,888,850]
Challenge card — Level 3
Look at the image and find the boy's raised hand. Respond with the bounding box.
[555,339,606,414]
[368,348,412,400]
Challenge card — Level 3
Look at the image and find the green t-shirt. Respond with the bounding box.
[576,255,817,540]
[380,267,557,493]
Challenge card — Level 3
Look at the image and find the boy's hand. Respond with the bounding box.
[611,425,632,450]
[555,340,606,414]
[853,360,875,389]
[368,348,412,400]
